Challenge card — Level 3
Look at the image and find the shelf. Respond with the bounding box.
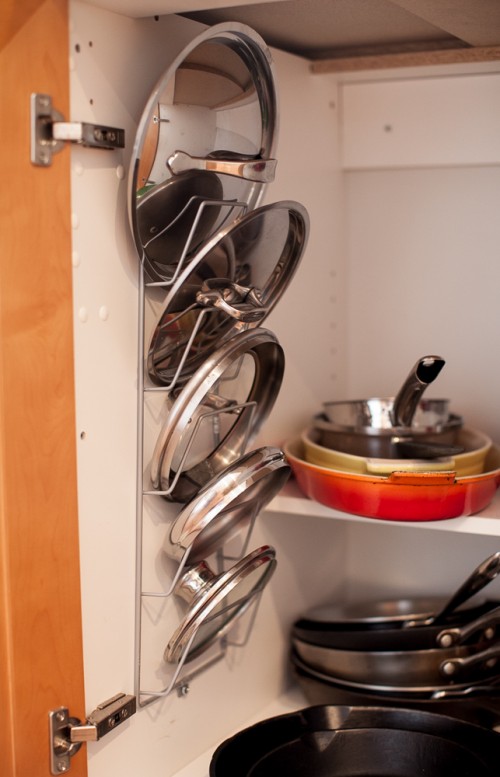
[265,480,500,537]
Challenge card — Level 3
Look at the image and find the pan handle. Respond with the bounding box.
[390,355,445,427]
[437,604,500,648]
[388,471,456,485]
[440,642,500,679]
[432,683,500,700]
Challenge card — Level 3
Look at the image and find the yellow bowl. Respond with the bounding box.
[302,426,492,477]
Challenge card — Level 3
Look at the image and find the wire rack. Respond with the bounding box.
[134,195,271,708]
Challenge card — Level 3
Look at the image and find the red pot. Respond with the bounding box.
[283,437,500,522]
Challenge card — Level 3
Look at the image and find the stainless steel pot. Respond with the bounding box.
[322,355,448,430]
[322,397,453,432]
[316,355,467,459]
[313,412,464,458]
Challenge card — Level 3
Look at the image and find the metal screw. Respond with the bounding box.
[177,683,190,697]
[57,762,68,772]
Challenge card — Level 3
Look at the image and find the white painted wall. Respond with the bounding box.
[339,74,500,442]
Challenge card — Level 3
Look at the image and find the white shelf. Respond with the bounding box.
[266,481,500,537]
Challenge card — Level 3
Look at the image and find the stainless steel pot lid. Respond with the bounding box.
[146,200,308,386]
[164,545,276,663]
[128,22,278,281]
[150,328,284,501]
[135,172,224,282]
[164,446,290,563]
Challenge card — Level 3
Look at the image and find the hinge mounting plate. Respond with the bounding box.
[49,693,136,774]
[31,93,125,166]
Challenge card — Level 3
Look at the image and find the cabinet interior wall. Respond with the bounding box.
[70,2,500,775]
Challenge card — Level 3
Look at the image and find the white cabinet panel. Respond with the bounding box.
[341,74,500,169]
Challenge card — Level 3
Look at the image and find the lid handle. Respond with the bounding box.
[167,150,277,183]
[196,278,267,322]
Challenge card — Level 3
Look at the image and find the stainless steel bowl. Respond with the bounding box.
[314,407,464,459]
[322,397,454,432]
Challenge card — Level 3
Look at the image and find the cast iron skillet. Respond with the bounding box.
[210,704,500,777]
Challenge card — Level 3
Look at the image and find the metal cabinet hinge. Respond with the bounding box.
[49,693,136,774]
[31,93,125,167]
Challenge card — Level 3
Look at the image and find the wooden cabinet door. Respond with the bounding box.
[0,1,87,775]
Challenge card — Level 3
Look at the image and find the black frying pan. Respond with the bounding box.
[293,599,500,651]
[297,552,500,637]
[210,703,500,777]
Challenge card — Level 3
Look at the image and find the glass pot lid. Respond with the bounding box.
[146,200,308,387]
[164,446,290,564]
[164,545,276,663]
[149,327,284,502]
[128,22,278,282]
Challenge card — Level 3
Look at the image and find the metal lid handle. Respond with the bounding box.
[196,278,266,322]
[168,150,277,183]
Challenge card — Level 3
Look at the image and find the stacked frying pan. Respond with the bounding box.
[290,552,500,728]
[209,554,500,777]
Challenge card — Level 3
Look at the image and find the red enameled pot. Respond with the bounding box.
[283,437,500,522]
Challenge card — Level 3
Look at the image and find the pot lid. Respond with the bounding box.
[149,328,284,501]
[164,545,276,663]
[128,22,278,282]
[146,200,308,386]
[164,446,290,563]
